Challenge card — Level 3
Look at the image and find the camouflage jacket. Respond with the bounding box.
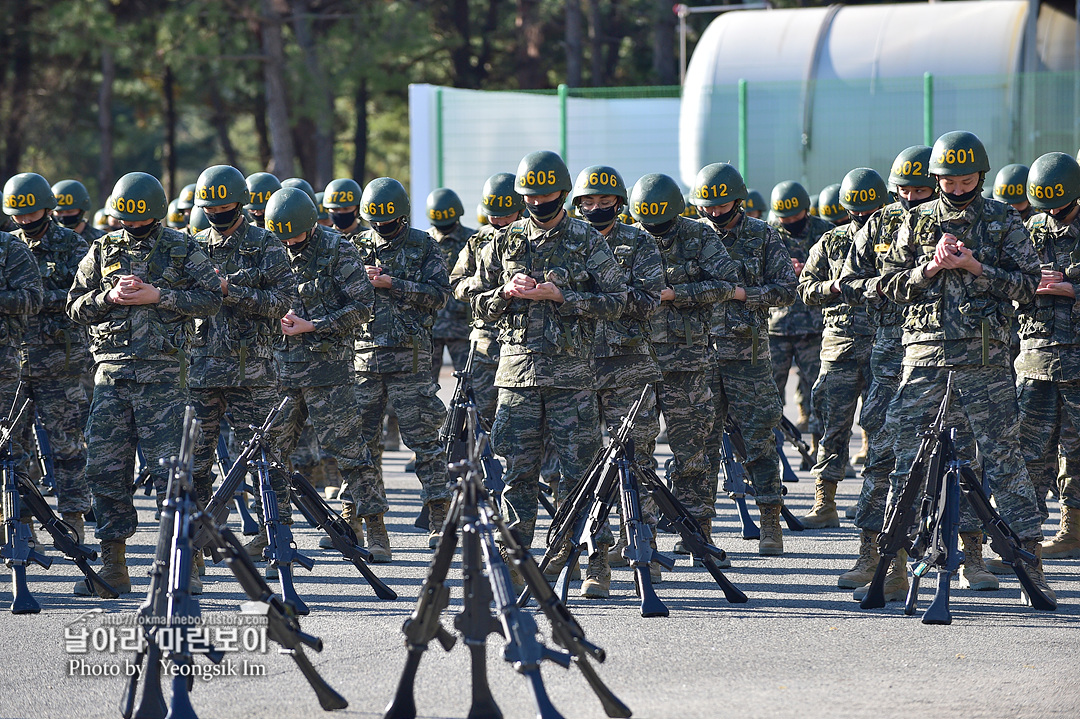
[594,221,663,389]
[275,225,373,386]
[767,214,831,336]
[474,213,627,389]
[0,232,44,380]
[839,202,909,339]
[352,224,449,374]
[1014,211,1080,381]
[450,224,500,345]
[78,224,106,243]
[878,196,1038,368]
[799,222,873,362]
[700,213,796,362]
[13,220,90,377]
[66,225,223,383]
[190,219,297,388]
[641,216,738,371]
[429,223,475,340]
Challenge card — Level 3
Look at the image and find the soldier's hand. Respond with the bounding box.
[281,310,315,335]
[218,271,229,297]
[733,286,747,301]
[516,281,564,303]
[501,272,536,299]
[791,259,804,276]
[938,240,982,275]
[370,272,393,289]
[1037,280,1076,298]
[108,275,160,305]
[660,287,675,302]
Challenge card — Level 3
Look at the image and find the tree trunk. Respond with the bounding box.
[351,77,368,183]
[162,64,177,200]
[209,86,240,169]
[565,0,583,88]
[261,0,295,178]
[587,0,604,86]
[2,0,32,180]
[289,0,333,187]
[515,0,544,89]
[652,0,677,85]
[253,90,272,171]
[97,45,115,205]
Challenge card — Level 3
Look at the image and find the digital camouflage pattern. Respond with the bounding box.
[1015,210,1080,519]
[66,224,223,540]
[273,224,383,515]
[798,222,874,483]
[878,195,1043,540]
[767,214,831,336]
[839,202,909,531]
[700,212,796,507]
[12,220,91,514]
[450,223,501,421]
[353,222,450,505]
[473,212,627,544]
[640,215,738,519]
[188,217,297,516]
[429,221,475,379]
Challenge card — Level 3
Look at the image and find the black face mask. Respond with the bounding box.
[1050,200,1078,220]
[899,194,933,211]
[703,204,741,231]
[251,212,265,228]
[783,215,809,237]
[286,232,310,253]
[528,194,564,223]
[57,213,83,229]
[330,210,356,230]
[642,218,676,237]
[941,186,981,210]
[122,220,159,241]
[580,205,618,230]
[374,217,405,239]
[206,206,241,232]
[16,215,51,237]
[849,213,870,230]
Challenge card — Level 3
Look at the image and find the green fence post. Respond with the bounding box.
[558,83,569,164]
[738,79,748,179]
[923,72,933,147]
[435,86,444,187]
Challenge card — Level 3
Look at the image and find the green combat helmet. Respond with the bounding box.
[176,183,197,211]
[476,204,489,226]
[314,192,330,222]
[3,172,55,216]
[817,183,848,223]
[993,164,1029,205]
[809,193,819,217]
[889,145,935,189]
[194,164,248,207]
[839,168,888,214]
[572,165,628,204]
[107,172,167,228]
[359,177,410,224]
[188,206,211,235]
[93,209,109,231]
[281,177,317,205]
[426,187,465,228]
[244,172,281,212]
[52,179,91,214]
[929,131,991,176]
[1026,152,1080,211]
[166,199,187,229]
[770,180,810,218]
[514,150,572,196]
[322,178,362,209]
[480,172,524,219]
[628,173,685,233]
[745,189,766,216]
[689,162,747,208]
[264,186,317,240]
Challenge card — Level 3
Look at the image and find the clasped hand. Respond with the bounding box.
[281,310,315,335]
[502,272,564,303]
[1036,268,1076,298]
[366,265,393,289]
[106,275,160,305]
[926,233,982,276]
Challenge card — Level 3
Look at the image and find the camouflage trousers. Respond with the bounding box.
[886,365,1042,541]
[769,333,822,435]
[810,342,872,483]
[356,370,449,505]
[17,376,91,514]
[854,333,903,532]
[431,338,471,384]
[705,359,784,507]
[1016,377,1080,517]
[189,385,291,522]
[598,382,660,527]
[279,384,384,516]
[290,419,322,469]
[471,341,500,425]
[657,370,715,520]
[491,386,602,547]
[84,379,187,541]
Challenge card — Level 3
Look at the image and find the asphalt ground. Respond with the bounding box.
[2,369,1079,719]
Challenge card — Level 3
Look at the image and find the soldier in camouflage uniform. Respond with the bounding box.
[630,174,740,548]
[450,172,524,423]
[4,174,93,545]
[67,172,223,596]
[994,164,1033,221]
[1015,152,1080,560]
[244,172,282,230]
[875,131,1053,605]
[52,179,105,243]
[186,166,298,573]
[263,189,387,559]
[351,178,451,549]
[692,163,797,556]
[837,146,936,589]
[474,151,627,596]
[768,181,833,437]
[176,183,196,225]
[426,188,476,380]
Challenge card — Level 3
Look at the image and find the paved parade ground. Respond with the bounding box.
[2,372,1079,719]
